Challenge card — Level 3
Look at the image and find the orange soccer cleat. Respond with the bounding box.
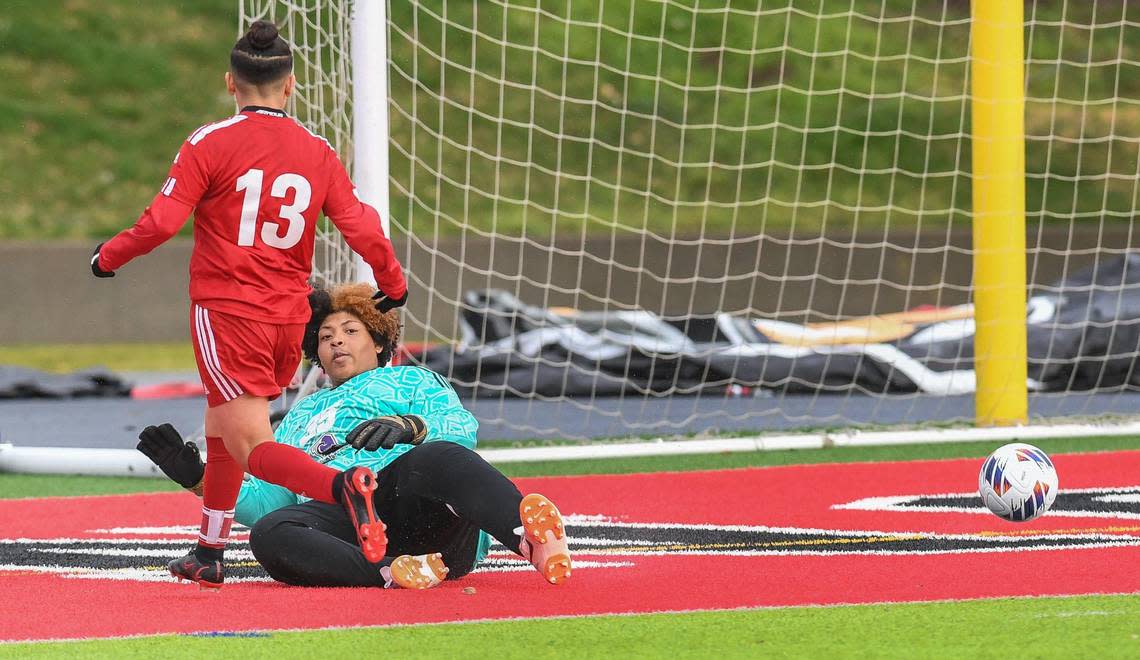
[517,493,571,585]
[340,466,387,563]
[388,553,450,589]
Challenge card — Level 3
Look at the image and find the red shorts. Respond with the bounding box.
[189,304,305,408]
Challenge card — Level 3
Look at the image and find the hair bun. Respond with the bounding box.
[246,20,279,51]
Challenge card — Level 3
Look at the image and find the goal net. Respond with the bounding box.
[240,1,1140,440]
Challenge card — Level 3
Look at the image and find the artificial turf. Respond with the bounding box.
[6,595,1139,658]
[3,438,1139,656]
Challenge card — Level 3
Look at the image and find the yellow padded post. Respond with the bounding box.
[971,0,1028,426]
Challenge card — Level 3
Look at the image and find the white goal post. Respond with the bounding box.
[238,1,1140,443]
[349,0,392,245]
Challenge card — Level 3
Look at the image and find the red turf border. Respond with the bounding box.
[2,451,1139,641]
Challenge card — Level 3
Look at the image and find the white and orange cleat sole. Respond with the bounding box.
[518,493,571,585]
[389,553,449,590]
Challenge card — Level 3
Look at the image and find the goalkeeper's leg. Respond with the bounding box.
[381,442,571,584]
[249,501,461,588]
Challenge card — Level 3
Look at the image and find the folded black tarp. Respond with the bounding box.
[416,254,1140,398]
[0,366,131,399]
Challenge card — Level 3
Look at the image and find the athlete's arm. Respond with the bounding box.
[322,157,408,303]
[96,139,207,273]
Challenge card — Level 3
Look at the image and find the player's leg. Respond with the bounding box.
[380,442,571,584]
[249,501,385,586]
[173,306,254,588]
[168,408,244,588]
[249,501,447,589]
[207,394,329,487]
[183,305,386,582]
[210,393,389,563]
[373,485,483,581]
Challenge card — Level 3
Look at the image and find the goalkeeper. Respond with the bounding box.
[139,283,571,589]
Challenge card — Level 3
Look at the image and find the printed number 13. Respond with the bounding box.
[235,168,311,249]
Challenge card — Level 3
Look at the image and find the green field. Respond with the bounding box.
[3,438,1140,656]
[0,0,236,240]
[9,596,1140,659]
[1,1,1136,240]
[0,342,197,373]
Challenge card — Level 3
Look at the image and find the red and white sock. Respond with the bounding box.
[196,436,244,559]
[198,506,235,550]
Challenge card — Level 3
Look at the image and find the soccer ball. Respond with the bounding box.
[978,443,1059,522]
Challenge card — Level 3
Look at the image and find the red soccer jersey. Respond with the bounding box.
[99,106,407,324]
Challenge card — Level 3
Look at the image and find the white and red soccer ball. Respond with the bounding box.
[978,443,1059,522]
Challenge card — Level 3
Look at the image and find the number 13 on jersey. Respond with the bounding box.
[235,168,312,249]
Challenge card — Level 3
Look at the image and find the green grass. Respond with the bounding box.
[7,595,1139,658]
[1,1,1136,240]
[0,473,181,499]
[0,0,236,240]
[0,342,197,373]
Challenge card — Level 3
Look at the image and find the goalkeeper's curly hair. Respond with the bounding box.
[303,283,401,369]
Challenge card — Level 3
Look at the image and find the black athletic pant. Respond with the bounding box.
[248,441,524,587]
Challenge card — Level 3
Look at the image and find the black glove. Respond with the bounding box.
[372,288,408,313]
[90,242,115,278]
[345,415,427,452]
[137,424,205,492]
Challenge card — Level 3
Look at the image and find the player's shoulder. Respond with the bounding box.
[288,117,337,153]
[179,112,335,152]
[184,113,250,148]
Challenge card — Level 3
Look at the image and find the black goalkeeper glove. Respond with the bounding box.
[136,423,205,493]
[90,242,115,278]
[372,288,408,313]
[345,415,427,452]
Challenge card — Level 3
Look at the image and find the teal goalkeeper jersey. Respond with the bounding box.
[234,365,490,563]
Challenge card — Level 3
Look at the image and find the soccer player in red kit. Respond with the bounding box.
[90,21,400,588]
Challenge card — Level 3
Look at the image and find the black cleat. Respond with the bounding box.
[168,549,224,590]
[340,466,387,563]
